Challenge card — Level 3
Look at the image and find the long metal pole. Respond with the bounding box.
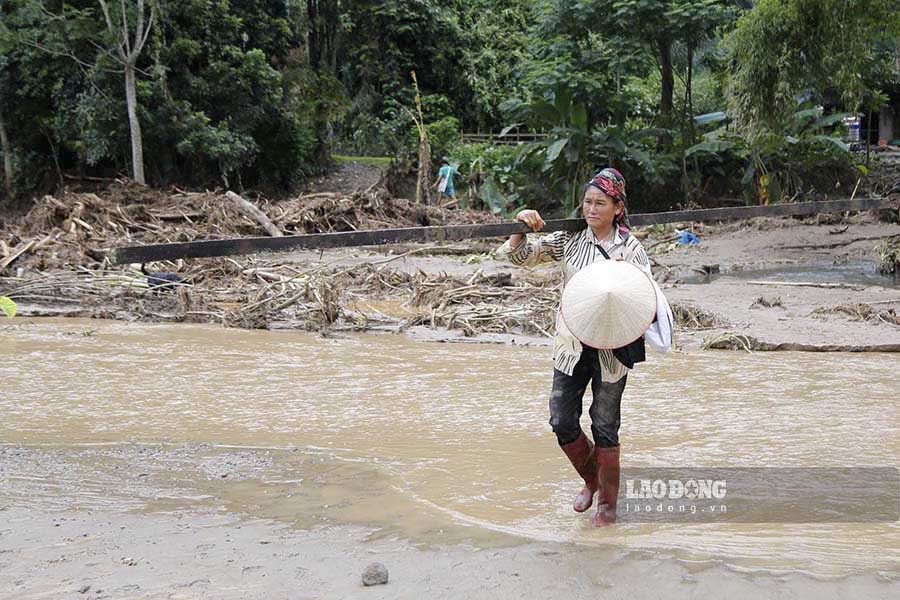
[110,197,896,264]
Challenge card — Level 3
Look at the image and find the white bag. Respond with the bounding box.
[437,177,448,193]
[645,280,674,353]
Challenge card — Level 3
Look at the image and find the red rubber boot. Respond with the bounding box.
[560,432,598,512]
[591,445,621,527]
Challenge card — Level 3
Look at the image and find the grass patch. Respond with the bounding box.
[332,154,392,168]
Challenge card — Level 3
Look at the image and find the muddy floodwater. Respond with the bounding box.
[1,318,898,583]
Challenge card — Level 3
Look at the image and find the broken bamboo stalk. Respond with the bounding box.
[0,239,35,270]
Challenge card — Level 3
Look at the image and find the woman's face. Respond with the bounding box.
[582,187,622,231]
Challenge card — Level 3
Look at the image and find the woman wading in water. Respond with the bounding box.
[500,168,671,526]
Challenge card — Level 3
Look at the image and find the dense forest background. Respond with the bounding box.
[1,0,898,215]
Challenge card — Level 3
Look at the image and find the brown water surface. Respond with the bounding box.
[1,318,898,577]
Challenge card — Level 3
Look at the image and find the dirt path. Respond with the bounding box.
[299,160,385,196]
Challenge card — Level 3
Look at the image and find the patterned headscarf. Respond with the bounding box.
[587,167,630,234]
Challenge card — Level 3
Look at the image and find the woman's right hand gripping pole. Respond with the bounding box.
[509,209,545,249]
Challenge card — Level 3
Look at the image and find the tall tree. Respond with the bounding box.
[306,0,340,73]
[454,0,536,129]
[305,0,342,162]
[0,56,15,197]
[537,0,732,132]
[0,112,12,198]
[96,0,154,184]
[727,0,900,129]
[14,0,155,184]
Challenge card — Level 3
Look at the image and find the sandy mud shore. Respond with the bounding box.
[2,444,896,600]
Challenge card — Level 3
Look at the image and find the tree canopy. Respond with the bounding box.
[0,0,897,207]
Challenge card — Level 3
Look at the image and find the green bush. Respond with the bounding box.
[426,116,461,165]
[449,143,547,215]
[339,111,406,157]
[684,108,859,204]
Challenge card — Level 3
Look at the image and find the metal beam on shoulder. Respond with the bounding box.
[109,197,897,264]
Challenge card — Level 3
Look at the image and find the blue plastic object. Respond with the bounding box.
[677,230,701,246]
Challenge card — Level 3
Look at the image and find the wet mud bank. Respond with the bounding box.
[657,217,900,351]
[2,443,897,600]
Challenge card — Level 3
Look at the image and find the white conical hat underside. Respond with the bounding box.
[561,261,657,349]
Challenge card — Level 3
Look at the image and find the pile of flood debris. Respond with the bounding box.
[4,181,898,343]
[0,255,564,337]
[0,181,499,271]
[1,182,572,337]
[811,302,900,326]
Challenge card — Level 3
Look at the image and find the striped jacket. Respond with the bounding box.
[498,226,653,382]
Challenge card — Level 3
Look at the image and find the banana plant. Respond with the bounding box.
[514,85,592,211]
[685,107,856,204]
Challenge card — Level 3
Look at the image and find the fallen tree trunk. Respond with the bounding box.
[224,191,283,237]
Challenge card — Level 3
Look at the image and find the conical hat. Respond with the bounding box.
[561,261,657,349]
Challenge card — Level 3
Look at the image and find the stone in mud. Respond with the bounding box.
[361,562,389,586]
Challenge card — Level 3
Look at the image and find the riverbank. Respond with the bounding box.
[2,441,896,600]
[3,495,893,600]
[1,183,899,351]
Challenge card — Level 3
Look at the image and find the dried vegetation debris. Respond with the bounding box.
[811,302,900,327]
[701,332,900,352]
[750,295,784,308]
[3,181,500,268]
[233,261,560,336]
[671,302,724,329]
[876,236,900,274]
[1,258,561,337]
[6,182,895,342]
[1,182,567,337]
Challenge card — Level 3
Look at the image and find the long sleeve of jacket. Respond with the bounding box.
[497,231,570,267]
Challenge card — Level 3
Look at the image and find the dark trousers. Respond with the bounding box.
[549,348,626,448]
